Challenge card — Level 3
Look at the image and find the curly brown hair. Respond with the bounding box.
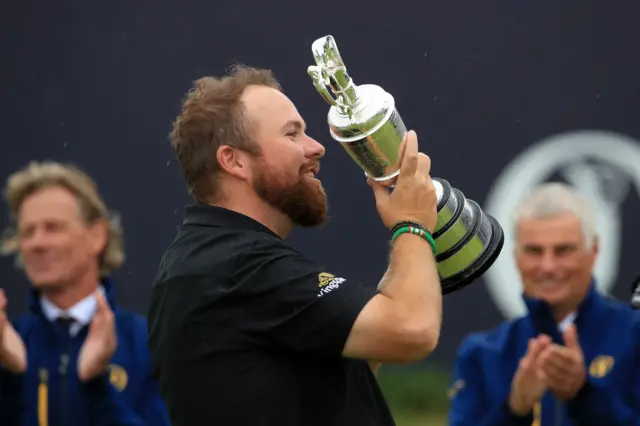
[169,64,283,202]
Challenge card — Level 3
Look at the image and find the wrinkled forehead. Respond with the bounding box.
[241,85,304,138]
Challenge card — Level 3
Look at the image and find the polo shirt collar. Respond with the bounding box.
[182,203,281,238]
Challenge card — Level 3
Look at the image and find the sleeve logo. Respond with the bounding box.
[318,272,336,287]
[109,364,129,391]
[588,355,615,379]
[318,272,346,297]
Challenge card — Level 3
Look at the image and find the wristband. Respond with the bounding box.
[390,221,433,235]
[391,225,437,255]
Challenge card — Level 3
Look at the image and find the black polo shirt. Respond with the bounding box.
[147,204,396,426]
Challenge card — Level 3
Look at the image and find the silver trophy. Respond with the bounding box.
[307,35,504,294]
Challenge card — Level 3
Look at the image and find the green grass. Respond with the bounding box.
[377,364,452,426]
[394,412,448,426]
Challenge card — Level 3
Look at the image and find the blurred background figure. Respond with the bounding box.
[3,1,640,424]
[447,183,640,425]
[631,276,640,310]
[0,162,170,426]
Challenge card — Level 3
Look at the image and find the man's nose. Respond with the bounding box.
[305,135,326,158]
[538,251,558,272]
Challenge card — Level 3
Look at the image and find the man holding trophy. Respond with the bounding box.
[147,36,503,425]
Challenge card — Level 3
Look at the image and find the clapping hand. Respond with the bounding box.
[78,291,117,382]
[508,335,551,415]
[0,289,27,373]
[537,324,587,400]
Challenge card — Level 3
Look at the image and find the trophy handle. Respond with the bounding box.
[311,35,346,75]
[308,35,358,116]
[307,65,338,107]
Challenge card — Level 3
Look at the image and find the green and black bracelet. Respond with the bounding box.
[390,221,437,255]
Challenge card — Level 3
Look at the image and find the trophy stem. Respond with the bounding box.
[328,70,358,107]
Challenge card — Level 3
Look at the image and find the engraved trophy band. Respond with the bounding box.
[307,35,505,294]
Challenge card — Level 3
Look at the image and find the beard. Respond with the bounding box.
[252,159,328,227]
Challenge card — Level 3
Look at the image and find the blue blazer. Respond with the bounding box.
[0,279,171,426]
[447,282,640,426]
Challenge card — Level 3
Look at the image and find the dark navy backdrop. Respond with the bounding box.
[2,0,639,367]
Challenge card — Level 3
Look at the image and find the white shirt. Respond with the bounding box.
[40,286,105,337]
[558,311,577,333]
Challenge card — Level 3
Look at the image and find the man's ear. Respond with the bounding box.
[591,235,599,256]
[216,145,252,181]
[88,218,108,258]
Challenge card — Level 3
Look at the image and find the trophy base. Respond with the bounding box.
[364,170,400,183]
[440,216,504,294]
[431,178,505,295]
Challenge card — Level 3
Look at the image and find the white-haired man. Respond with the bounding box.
[0,161,170,426]
[447,182,640,425]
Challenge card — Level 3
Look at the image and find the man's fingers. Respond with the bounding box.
[0,290,6,311]
[524,334,552,363]
[538,353,563,383]
[398,130,419,178]
[415,153,432,179]
[541,353,571,377]
[549,346,574,363]
[543,368,565,389]
[527,337,545,360]
[368,178,390,210]
[96,291,106,309]
[540,344,574,363]
[537,334,552,347]
[520,339,539,370]
[562,324,581,350]
[395,132,409,169]
[523,338,536,359]
[538,347,573,382]
[95,292,111,317]
[543,365,571,392]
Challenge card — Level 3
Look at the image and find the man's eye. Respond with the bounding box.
[523,246,542,255]
[18,227,33,239]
